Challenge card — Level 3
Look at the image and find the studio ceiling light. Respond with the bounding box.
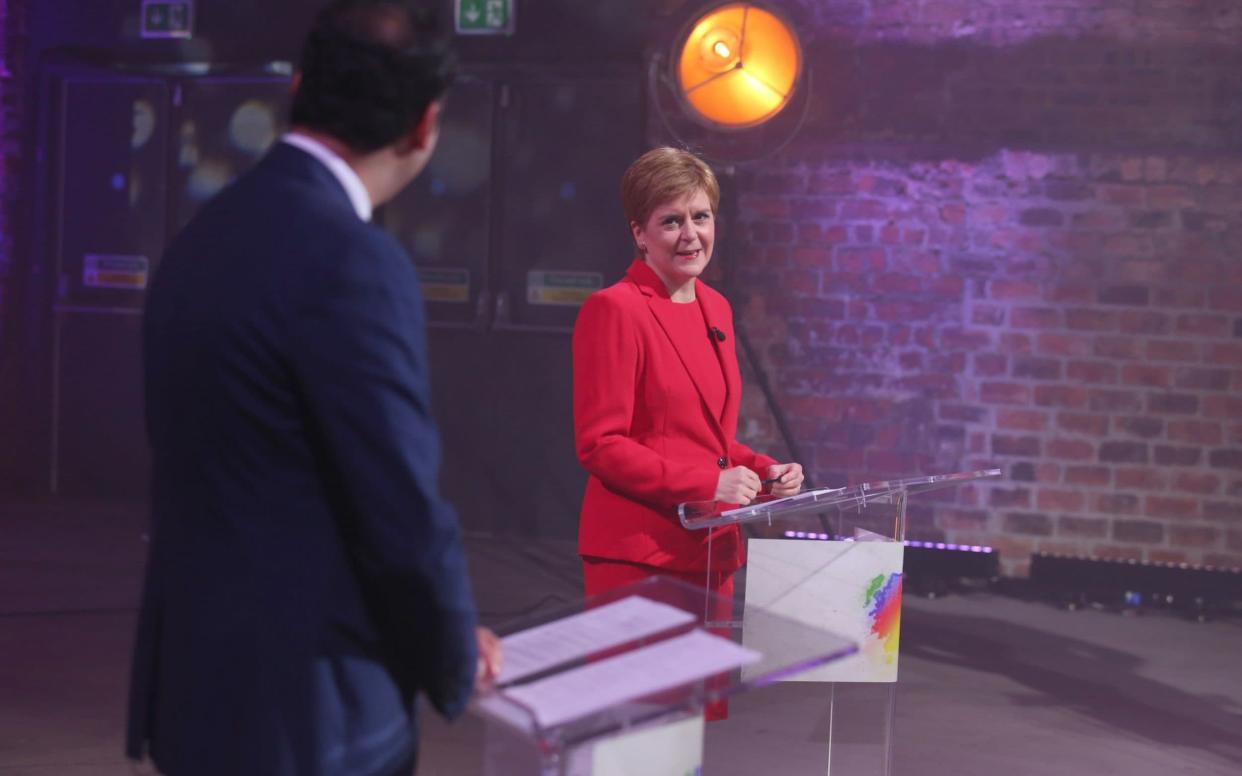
[674,3,802,129]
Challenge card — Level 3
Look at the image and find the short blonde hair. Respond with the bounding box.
[620,147,721,227]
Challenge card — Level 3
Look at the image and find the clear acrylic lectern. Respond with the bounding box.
[678,469,1001,775]
[471,576,858,776]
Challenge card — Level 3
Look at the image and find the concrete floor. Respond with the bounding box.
[2,501,1240,775]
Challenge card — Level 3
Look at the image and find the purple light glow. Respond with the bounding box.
[779,532,995,553]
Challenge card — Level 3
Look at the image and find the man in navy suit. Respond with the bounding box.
[126,3,500,774]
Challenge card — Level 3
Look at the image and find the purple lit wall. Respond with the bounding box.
[0,0,17,327]
[0,0,26,325]
[0,0,24,495]
[731,0,1242,575]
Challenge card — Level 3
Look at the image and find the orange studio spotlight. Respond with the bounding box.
[674,3,803,130]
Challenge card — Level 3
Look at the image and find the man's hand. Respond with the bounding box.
[131,758,164,776]
[475,626,503,692]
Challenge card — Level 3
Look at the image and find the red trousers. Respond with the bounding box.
[581,556,734,721]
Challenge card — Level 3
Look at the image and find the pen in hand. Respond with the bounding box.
[761,474,786,487]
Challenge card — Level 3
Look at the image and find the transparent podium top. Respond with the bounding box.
[471,576,856,752]
[679,468,1002,531]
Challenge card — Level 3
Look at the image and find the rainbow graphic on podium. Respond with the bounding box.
[864,572,903,668]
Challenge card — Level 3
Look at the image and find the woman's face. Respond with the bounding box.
[632,188,715,294]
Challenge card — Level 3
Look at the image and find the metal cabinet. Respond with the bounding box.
[34,64,643,540]
[39,66,290,499]
[383,71,643,333]
[380,69,644,538]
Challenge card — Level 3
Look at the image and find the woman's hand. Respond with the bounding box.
[715,466,761,505]
[766,462,805,497]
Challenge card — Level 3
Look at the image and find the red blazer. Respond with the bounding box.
[572,259,777,572]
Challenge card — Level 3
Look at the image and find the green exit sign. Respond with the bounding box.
[456,0,515,36]
[141,0,194,39]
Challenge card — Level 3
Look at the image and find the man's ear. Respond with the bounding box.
[398,101,443,155]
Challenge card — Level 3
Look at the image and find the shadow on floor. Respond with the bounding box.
[902,604,1242,767]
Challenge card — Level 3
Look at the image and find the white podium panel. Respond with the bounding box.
[680,469,1001,776]
[743,538,904,684]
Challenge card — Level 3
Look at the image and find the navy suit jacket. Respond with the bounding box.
[126,143,478,776]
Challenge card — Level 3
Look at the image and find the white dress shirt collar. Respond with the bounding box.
[281,132,373,222]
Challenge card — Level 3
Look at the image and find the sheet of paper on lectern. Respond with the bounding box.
[492,630,761,728]
[497,596,695,685]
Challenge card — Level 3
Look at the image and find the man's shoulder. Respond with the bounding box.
[299,222,414,302]
[205,157,398,256]
[158,170,408,307]
[180,163,339,237]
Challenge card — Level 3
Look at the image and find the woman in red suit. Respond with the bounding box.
[572,146,805,603]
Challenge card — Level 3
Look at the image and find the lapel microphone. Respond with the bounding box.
[709,326,726,342]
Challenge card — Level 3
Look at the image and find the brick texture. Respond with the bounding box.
[731,0,1242,576]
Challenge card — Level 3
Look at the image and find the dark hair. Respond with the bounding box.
[290,0,455,153]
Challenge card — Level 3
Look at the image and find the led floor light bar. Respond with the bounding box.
[1029,552,1242,621]
[780,531,1001,596]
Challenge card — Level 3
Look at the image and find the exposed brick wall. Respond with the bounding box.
[816,0,1242,44]
[731,1,1242,575]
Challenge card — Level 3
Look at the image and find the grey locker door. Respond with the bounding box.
[428,74,643,540]
[50,73,292,500]
[51,75,170,499]
[382,75,495,329]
